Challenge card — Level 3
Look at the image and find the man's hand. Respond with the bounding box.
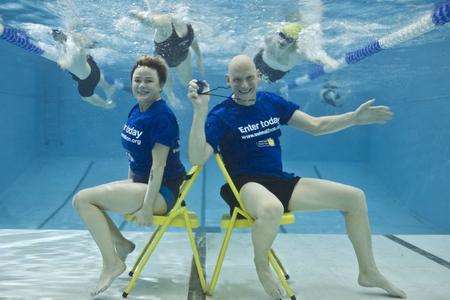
[131,207,153,227]
[188,80,210,110]
[353,99,393,125]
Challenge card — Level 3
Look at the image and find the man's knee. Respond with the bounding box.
[256,201,284,221]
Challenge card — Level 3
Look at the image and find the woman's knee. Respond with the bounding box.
[72,189,94,210]
[346,188,368,214]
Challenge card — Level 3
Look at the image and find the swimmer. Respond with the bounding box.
[0,18,117,109]
[188,54,406,299]
[320,82,343,107]
[130,7,205,108]
[73,55,186,296]
[254,1,340,83]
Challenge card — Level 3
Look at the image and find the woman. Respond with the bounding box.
[130,8,205,108]
[72,55,186,296]
[0,18,117,109]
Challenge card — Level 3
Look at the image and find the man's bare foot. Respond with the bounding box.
[116,239,135,262]
[90,257,126,296]
[358,271,407,298]
[254,258,285,298]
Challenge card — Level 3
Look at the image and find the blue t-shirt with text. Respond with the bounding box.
[205,91,299,178]
[121,100,185,182]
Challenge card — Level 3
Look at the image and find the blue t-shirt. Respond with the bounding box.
[205,91,299,178]
[121,100,185,182]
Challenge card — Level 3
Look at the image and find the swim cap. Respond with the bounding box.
[280,23,303,41]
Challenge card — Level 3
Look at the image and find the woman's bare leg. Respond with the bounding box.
[73,180,167,296]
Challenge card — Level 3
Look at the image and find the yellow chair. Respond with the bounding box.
[122,165,206,298]
[208,154,297,300]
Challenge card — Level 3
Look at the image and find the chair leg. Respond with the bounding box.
[270,249,290,280]
[129,227,160,277]
[123,219,173,297]
[184,212,207,292]
[207,210,239,295]
[269,251,296,300]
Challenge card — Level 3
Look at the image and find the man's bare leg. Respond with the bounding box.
[289,177,406,298]
[241,182,285,298]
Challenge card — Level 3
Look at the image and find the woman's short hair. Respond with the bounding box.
[130,55,168,86]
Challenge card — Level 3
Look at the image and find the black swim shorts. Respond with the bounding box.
[70,55,101,97]
[220,174,301,216]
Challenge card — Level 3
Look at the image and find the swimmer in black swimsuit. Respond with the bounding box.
[0,18,117,109]
[130,9,204,108]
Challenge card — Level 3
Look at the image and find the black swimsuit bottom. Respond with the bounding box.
[70,55,101,97]
[253,50,288,83]
[154,23,194,68]
[220,173,301,216]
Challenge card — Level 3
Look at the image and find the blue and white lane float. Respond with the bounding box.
[0,25,44,55]
[288,0,450,89]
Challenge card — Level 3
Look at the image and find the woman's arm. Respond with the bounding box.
[142,143,169,212]
[131,143,169,226]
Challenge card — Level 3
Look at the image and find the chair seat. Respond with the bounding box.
[124,211,200,228]
[220,212,295,229]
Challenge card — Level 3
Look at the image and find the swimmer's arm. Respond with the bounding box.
[288,109,355,136]
[299,47,341,70]
[191,39,205,76]
[0,22,4,35]
[130,10,157,27]
[142,143,170,212]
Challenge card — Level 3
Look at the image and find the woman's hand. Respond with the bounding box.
[131,206,153,227]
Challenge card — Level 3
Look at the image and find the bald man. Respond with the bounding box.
[187,55,406,299]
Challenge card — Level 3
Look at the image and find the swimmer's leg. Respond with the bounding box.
[81,94,115,109]
[288,178,407,298]
[240,182,285,298]
[175,51,194,85]
[164,70,182,109]
[72,180,167,296]
[98,74,123,99]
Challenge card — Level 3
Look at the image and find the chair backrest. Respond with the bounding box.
[169,165,202,212]
[214,153,252,218]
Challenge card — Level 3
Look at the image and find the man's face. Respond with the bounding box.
[227,62,260,106]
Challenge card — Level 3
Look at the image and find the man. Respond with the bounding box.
[187,55,406,299]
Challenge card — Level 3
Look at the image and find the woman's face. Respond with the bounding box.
[132,66,162,103]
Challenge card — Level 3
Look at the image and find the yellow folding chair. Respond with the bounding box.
[122,165,206,298]
[208,154,297,300]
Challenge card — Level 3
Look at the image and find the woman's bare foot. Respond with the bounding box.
[115,239,135,262]
[358,271,407,298]
[91,257,126,296]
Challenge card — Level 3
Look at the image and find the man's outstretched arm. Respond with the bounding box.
[288,99,393,135]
